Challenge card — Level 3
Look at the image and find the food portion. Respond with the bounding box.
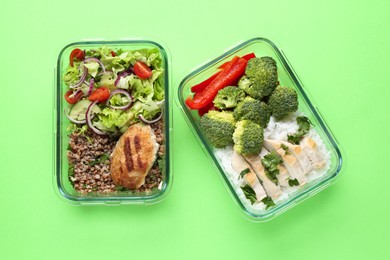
[64,46,166,194]
[185,54,330,210]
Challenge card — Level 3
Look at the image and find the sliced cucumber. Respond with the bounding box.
[69,99,101,121]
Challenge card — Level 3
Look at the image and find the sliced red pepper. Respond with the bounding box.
[191,71,220,93]
[198,102,217,116]
[186,56,248,110]
[218,53,256,70]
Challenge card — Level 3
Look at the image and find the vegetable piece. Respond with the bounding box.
[186,56,247,110]
[86,101,106,135]
[107,89,133,110]
[261,196,275,209]
[134,61,152,79]
[240,184,257,205]
[213,86,245,109]
[67,99,101,124]
[88,78,94,96]
[191,72,220,93]
[69,67,88,89]
[268,86,298,120]
[233,96,271,128]
[89,87,110,103]
[287,116,312,144]
[238,168,250,180]
[288,179,299,187]
[64,90,84,104]
[261,151,283,185]
[111,51,116,57]
[233,120,263,155]
[69,48,84,67]
[199,110,235,148]
[139,110,163,124]
[197,102,217,116]
[238,57,278,99]
[218,53,256,70]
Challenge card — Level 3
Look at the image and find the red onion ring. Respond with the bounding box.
[85,101,106,135]
[138,109,163,124]
[70,66,88,89]
[64,109,86,124]
[88,78,94,96]
[83,57,106,73]
[114,71,130,86]
[107,89,133,110]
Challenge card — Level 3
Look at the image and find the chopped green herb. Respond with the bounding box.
[238,168,250,180]
[287,116,312,144]
[280,143,290,155]
[67,144,72,151]
[115,185,128,192]
[261,196,275,209]
[68,164,74,177]
[67,124,93,143]
[89,154,110,166]
[241,185,257,205]
[157,158,165,172]
[288,178,300,187]
[261,151,283,185]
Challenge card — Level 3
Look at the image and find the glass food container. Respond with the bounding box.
[177,37,344,221]
[54,39,172,205]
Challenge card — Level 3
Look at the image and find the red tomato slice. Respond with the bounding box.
[134,61,152,79]
[111,51,116,57]
[64,90,84,104]
[70,48,85,67]
[89,87,110,103]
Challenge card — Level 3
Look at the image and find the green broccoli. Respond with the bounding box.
[233,120,264,155]
[268,86,298,120]
[238,57,278,99]
[213,86,245,109]
[233,96,271,128]
[200,110,235,148]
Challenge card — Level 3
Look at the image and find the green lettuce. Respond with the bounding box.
[83,62,100,77]
[97,108,132,131]
[109,93,131,107]
[63,61,82,86]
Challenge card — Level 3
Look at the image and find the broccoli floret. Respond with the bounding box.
[238,57,278,99]
[233,120,264,155]
[233,96,271,128]
[213,86,245,109]
[200,110,235,148]
[268,86,298,120]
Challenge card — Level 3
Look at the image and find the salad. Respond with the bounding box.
[63,46,166,194]
[185,54,330,210]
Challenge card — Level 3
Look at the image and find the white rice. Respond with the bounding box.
[214,111,331,213]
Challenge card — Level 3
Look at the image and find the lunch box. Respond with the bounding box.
[176,37,344,221]
[54,39,173,205]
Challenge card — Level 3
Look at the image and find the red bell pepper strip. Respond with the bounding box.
[191,71,220,93]
[186,56,248,110]
[198,102,217,116]
[218,52,256,70]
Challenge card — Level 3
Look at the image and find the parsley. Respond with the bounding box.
[261,151,283,185]
[287,116,312,144]
[115,185,128,192]
[261,196,275,209]
[288,178,300,187]
[89,154,110,166]
[241,185,257,205]
[238,168,250,180]
[68,164,74,177]
[280,143,290,155]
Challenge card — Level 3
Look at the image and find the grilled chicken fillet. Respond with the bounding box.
[110,123,159,190]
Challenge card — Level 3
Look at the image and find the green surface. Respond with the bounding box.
[1,0,389,259]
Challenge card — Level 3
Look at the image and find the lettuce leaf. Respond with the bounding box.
[63,61,83,86]
[83,62,100,77]
[97,108,132,130]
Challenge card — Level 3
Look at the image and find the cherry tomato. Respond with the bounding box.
[111,51,116,57]
[70,48,85,67]
[133,61,152,79]
[89,87,110,102]
[64,90,84,104]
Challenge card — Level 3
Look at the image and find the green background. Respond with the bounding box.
[1,0,389,259]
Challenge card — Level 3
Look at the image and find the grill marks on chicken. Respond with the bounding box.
[110,123,159,190]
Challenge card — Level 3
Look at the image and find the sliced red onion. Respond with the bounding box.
[86,101,106,135]
[114,71,130,86]
[139,109,163,124]
[83,57,106,73]
[64,109,86,124]
[70,66,88,89]
[107,89,133,110]
[88,78,94,96]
